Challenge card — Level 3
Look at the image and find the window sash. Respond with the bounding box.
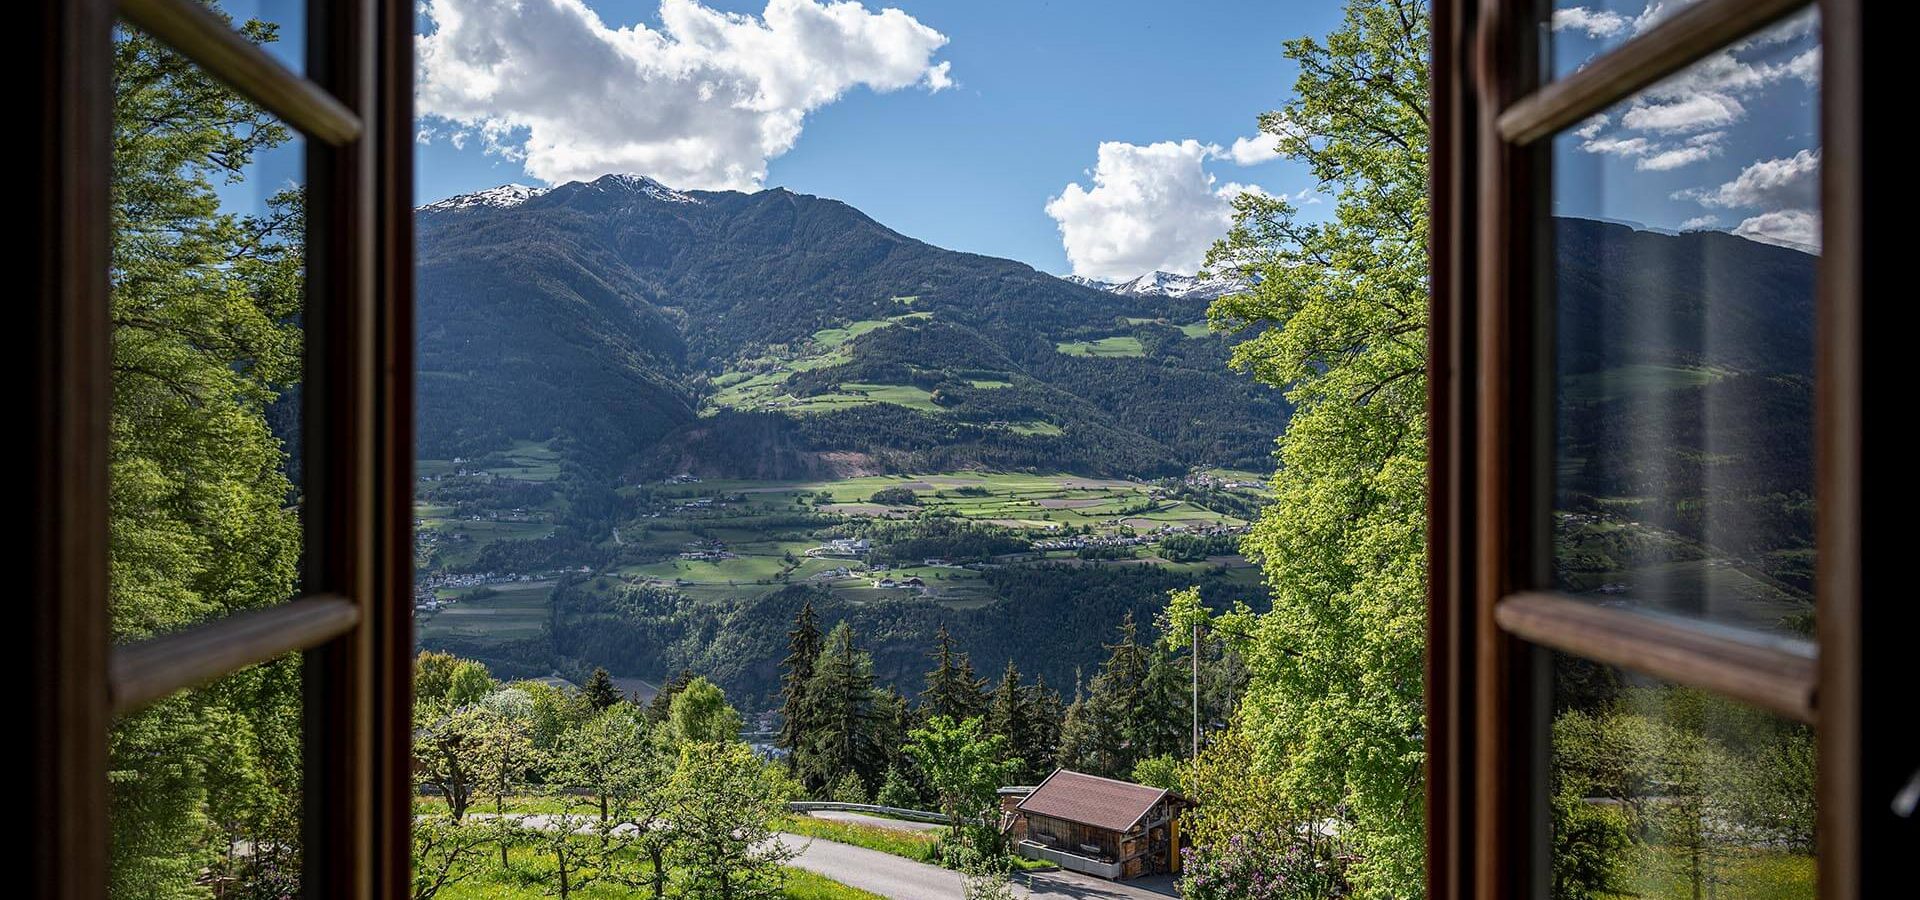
[27,1,415,898]
[1429,0,1873,898]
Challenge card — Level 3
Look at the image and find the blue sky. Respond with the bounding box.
[224,1,1822,275]
[1548,3,1822,250]
[408,0,1344,278]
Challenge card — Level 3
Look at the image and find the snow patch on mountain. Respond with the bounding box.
[591,173,700,204]
[418,183,549,212]
[1063,270,1243,300]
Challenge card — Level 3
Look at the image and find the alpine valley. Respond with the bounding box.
[413,174,1816,714]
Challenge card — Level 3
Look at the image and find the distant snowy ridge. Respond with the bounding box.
[418,183,549,212]
[419,174,702,213]
[1063,270,1244,300]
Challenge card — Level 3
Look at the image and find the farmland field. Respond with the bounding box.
[1054,335,1145,358]
[415,466,1264,667]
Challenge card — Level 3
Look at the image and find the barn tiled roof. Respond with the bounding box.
[1015,769,1172,833]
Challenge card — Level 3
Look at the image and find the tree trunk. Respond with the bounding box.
[648,844,667,900]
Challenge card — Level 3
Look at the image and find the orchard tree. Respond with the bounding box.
[669,741,798,900]
[668,677,744,745]
[1198,0,1431,894]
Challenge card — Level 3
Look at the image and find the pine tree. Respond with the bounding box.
[645,669,695,724]
[582,667,620,712]
[1022,675,1065,782]
[986,660,1032,782]
[801,623,888,795]
[920,625,987,722]
[776,601,824,769]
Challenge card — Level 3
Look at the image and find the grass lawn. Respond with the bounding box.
[779,815,1051,872]
[780,815,942,864]
[428,843,882,900]
[1598,846,1813,900]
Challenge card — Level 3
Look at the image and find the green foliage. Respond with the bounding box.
[581,667,621,712]
[1130,754,1186,792]
[106,17,307,898]
[1179,727,1345,899]
[907,715,1014,865]
[873,764,929,810]
[1200,1,1430,895]
[777,601,825,769]
[868,486,919,505]
[826,771,872,805]
[921,626,989,722]
[668,678,745,745]
[668,741,798,900]
[798,624,892,796]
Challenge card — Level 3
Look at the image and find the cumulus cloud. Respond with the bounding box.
[1733,209,1819,249]
[1045,140,1261,282]
[1572,6,1815,174]
[1678,214,1719,230]
[1683,149,1820,209]
[1553,7,1631,38]
[415,0,952,190]
[1621,92,1744,133]
[1225,132,1282,166]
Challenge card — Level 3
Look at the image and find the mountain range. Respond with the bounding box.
[416,174,1291,482]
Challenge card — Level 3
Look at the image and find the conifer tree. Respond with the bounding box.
[582,667,621,712]
[776,601,824,770]
[920,625,987,722]
[986,660,1033,782]
[801,623,888,795]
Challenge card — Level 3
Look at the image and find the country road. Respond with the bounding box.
[777,833,1179,900]
[465,812,1178,899]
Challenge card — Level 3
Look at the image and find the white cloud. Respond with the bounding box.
[1045,139,1260,281]
[1686,149,1820,209]
[1679,214,1719,230]
[415,0,952,190]
[1637,143,1717,171]
[1733,209,1819,250]
[1225,133,1282,166]
[1581,135,1651,158]
[1572,114,1610,140]
[1635,131,1723,171]
[1553,7,1631,38]
[1621,92,1744,133]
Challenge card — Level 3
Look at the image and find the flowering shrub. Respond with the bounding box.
[1180,831,1341,900]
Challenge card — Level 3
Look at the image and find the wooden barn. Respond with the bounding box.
[1001,769,1194,880]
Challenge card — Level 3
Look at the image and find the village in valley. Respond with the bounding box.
[411,441,1268,683]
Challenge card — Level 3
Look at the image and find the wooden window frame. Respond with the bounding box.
[26,1,415,898]
[1428,1,1906,899]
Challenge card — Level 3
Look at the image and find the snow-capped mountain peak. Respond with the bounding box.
[1063,270,1243,300]
[418,183,549,212]
[591,173,700,204]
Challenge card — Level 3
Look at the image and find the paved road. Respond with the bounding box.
[777,833,964,898]
[803,810,946,833]
[777,833,1179,900]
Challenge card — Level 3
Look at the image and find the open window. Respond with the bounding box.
[1431,0,1900,897]
[27,0,414,897]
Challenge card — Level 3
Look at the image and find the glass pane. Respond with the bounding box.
[1550,16,1819,638]
[1547,0,1699,78]
[111,26,307,642]
[110,655,304,897]
[1546,2,1815,81]
[1550,655,1815,900]
[212,1,307,74]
